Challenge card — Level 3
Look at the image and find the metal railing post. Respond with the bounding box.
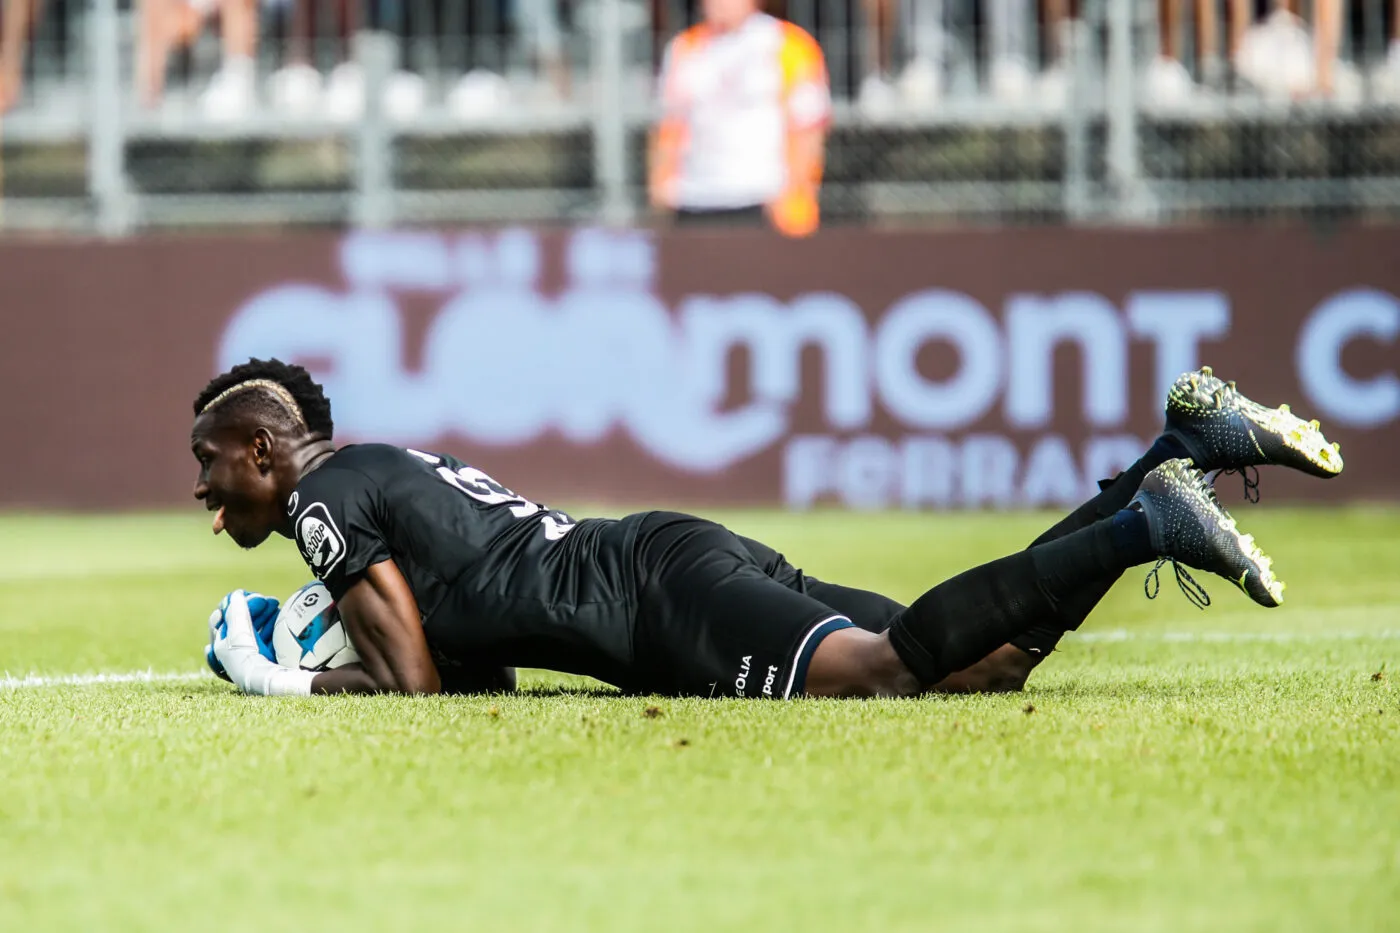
[89,0,131,236]
[353,31,397,230]
[1105,0,1149,223]
[592,0,632,227]
[1062,8,1094,223]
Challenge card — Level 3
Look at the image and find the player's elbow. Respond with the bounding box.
[369,664,441,695]
[392,670,442,695]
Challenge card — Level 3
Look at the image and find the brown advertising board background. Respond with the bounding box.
[1,225,1396,510]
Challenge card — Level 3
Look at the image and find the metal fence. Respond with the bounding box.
[2,0,1399,234]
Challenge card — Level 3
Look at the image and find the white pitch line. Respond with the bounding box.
[0,670,207,691]
[1072,630,1400,644]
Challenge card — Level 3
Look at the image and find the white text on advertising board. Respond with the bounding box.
[218,230,1399,508]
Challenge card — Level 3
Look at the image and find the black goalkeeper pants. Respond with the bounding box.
[737,535,907,635]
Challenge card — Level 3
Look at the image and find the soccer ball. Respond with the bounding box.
[272,581,361,672]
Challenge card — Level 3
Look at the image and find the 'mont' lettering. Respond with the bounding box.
[214,229,1280,508]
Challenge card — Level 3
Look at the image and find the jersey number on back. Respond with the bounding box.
[407,450,575,540]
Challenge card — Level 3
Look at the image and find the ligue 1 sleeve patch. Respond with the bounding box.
[295,502,347,578]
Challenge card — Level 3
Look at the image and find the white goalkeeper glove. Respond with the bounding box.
[209,589,316,697]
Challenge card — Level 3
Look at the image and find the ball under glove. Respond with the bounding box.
[208,589,316,697]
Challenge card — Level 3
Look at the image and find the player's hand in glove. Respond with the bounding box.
[205,591,279,682]
[207,589,316,697]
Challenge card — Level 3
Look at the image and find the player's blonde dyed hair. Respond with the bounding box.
[193,358,334,438]
[197,379,308,430]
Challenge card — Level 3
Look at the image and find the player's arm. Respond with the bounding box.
[787,125,826,192]
[0,0,46,110]
[649,121,684,211]
[771,28,831,238]
[312,559,442,695]
[648,39,686,211]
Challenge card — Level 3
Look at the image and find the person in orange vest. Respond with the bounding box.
[648,0,832,238]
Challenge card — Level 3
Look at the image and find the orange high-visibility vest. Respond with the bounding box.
[655,14,831,237]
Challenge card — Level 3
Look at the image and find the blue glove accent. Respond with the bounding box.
[205,644,231,682]
[246,595,281,664]
[207,590,282,679]
[214,591,231,639]
[206,591,234,681]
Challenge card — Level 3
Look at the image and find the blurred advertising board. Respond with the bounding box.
[2,226,1395,509]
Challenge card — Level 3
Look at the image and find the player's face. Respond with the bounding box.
[702,0,757,30]
[190,415,283,549]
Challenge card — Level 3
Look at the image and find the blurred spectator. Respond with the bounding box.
[1227,0,1255,66]
[266,0,437,121]
[649,0,831,237]
[1150,0,1258,103]
[445,0,572,117]
[3,0,1389,124]
[1151,0,1210,103]
[1308,0,1342,98]
[1038,0,1077,105]
[1235,0,1350,101]
[138,0,259,116]
[265,0,366,119]
[515,0,570,101]
[854,0,953,111]
[857,1,1040,108]
[264,0,427,121]
[1392,0,1400,67]
[0,0,46,112]
[1379,0,1400,99]
[282,0,568,121]
[857,0,897,110]
[263,0,338,117]
[987,0,1036,102]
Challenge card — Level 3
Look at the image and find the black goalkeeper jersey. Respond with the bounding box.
[289,444,642,688]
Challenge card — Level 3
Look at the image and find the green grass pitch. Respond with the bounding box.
[1,506,1397,932]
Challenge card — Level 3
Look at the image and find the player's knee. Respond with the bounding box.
[986,671,1029,693]
[930,669,1028,694]
[927,644,1038,694]
[805,629,919,698]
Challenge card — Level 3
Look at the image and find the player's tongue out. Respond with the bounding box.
[213,506,226,535]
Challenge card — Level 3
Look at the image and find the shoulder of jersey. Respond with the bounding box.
[317,443,405,470]
[292,444,398,499]
[670,23,709,54]
[777,19,822,56]
[670,15,808,53]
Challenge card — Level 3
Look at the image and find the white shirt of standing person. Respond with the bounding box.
[657,12,832,211]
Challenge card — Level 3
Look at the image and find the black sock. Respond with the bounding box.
[1028,434,1186,549]
[888,516,1151,687]
[1033,509,1154,595]
[1008,436,1185,656]
[1111,506,1152,557]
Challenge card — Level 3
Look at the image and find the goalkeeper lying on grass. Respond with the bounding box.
[195,360,1342,698]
